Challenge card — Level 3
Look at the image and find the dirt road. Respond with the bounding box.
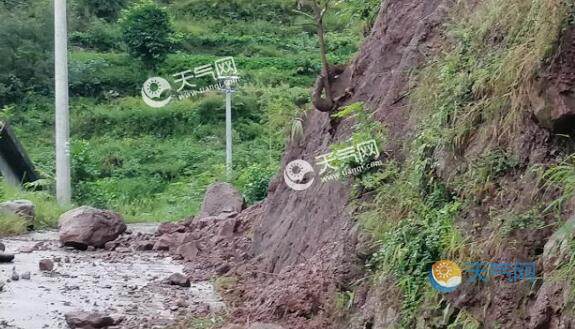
[0,224,223,329]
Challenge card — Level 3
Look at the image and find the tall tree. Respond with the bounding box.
[119,1,176,69]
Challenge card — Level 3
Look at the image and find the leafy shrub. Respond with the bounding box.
[70,19,123,51]
[119,1,177,68]
[235,163,277,204]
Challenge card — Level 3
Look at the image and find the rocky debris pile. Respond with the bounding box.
[107,183,258,281]
[158,203,261,281]
[0,199,35,228]
[224,243,358,329]
[59,206,127,250]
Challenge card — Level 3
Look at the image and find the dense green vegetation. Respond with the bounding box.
[0,0,373,223]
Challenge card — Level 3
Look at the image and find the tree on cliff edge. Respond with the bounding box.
[296,0,337,113]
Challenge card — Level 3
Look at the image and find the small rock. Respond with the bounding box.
[116,247,130,253]
[21,272,31,280]
[166,273,190,287]
[11,267,19,281]
[39,259,54,272]
[216,263,231,275]
[176,242,201,261]
[134,241,154,251]
[18,242,41,254]
[104,241,118,251]
[0,253,14,263]
[0,242,5,252]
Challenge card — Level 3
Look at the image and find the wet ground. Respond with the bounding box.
[0,224,224,329]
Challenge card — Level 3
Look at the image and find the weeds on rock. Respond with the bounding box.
[353,0,573,326]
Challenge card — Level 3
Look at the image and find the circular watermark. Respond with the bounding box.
[283,159,315,191]
[141,77,172,108]
[428,260,462,293]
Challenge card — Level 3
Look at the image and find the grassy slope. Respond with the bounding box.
[353,0,574,326]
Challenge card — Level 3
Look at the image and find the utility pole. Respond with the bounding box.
[54,0,71,205]
[219,76,238,181]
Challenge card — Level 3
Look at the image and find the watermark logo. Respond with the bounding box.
[428,260,462,293]
[141,57,240,108]
[283,139,384,191]
[428,260,536,293]
[284,159,315,191]
[141,77,172,108]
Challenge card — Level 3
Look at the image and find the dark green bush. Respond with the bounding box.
[173,0,293,22]
[235,163,277,204]
[119,1,177,68]
[0,0,53,106]
[76,0,128,21]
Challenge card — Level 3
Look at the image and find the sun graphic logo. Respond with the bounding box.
[141,77,172,108]
[283,159,315,191]
[428,260,462,293]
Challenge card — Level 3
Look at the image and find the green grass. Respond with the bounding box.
[0,181,71,234]
[0,213,27,236]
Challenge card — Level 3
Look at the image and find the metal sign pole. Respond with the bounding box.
[225,88,232,180]
[219,77,238,181]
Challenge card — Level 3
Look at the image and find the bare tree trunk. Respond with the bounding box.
[314,4,333,103]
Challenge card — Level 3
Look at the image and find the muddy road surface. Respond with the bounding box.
[0,224,223,329]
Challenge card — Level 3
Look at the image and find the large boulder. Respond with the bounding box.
[0,200,35,227]
[59,206,126,250]
[199,182,245,218]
